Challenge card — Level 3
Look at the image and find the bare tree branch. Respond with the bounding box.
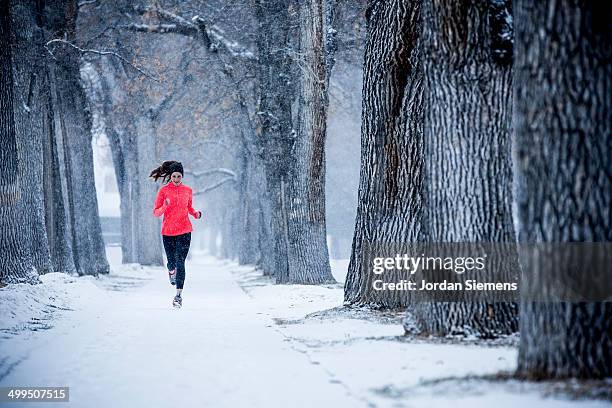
[121,6,256,61]
[121,23,197,37]
[193,177,237,195]
[203,21,256,60]
[78,0,97,8]
[45,38,159,81]
[185,168,237,179]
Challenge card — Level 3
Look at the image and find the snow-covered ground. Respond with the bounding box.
[0,249,609,408]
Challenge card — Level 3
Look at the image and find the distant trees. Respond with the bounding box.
[253,0,337,284]
[81,56,165,267]
[282,0,336,284]
[114,0,338,284]
[116,1,271,271]
[252,0,298,280]
[267,0,337,284]
[81,0,243,267]
[0,0,108,285]
[513,0,611,379]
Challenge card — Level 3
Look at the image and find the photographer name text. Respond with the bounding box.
[371,254,518,291]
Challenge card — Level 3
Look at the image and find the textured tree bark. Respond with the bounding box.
[282,0,336,284]
[236,154,261,265]
[231,89,266,266]
[9,0,54,276]
[45,0,109,275]
[408,0,518,336]
[345,0,424,307]
[514,0,611,379]
[253,0,295,281]
[43,65,76,275]
[119,130,139,264]
[236,127,266,266]
[258,183,276,275]
[101,67,139,264]
[108,128,137,264]
[0,0,40,284]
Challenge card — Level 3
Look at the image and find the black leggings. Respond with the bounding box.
[162,232,191,289]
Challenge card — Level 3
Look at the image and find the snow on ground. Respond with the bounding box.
[330,258,350,283]
[0,273,77,339]
[228,261,611,408]
[0,250,609,408]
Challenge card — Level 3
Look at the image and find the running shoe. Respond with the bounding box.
[172,294,182,308]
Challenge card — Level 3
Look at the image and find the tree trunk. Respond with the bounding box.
[85,63,134,264]
[98,88,150,267]
[258,186,276,275]
[9,0,54,276]
[345,0,424,307]
[253,0,295,280]
[77,49,152,269]
[45,0,109,275]
[235,94,265,266]
[120,131,139,264]
[106,127,137,264]
[408,0,518,337]
[514,0,611,379]
[135,115,163,266]
[282,0,335,284]
[0,0,40,284]
[43,66,76,274]
[236,147,265,265]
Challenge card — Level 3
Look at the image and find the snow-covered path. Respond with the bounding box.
[0,256,359,408]
[2,253,609,408]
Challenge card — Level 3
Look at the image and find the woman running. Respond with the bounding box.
[150,161,202,308]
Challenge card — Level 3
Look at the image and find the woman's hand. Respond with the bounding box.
[196,211,202,219]
[164,198,170,206]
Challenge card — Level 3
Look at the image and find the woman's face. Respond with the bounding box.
[171,172,183,186]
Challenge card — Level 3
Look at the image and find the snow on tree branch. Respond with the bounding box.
[121,23,198,37]
[45,38,159,81]
[201,19,256,60]
[122,6,256,61]
[78,0,97,7]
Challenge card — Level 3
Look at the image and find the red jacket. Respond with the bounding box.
[153,182,200,236]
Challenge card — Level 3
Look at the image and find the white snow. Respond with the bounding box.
[0,249,608,408]
[330,258,349,283]
[92,131,120,218]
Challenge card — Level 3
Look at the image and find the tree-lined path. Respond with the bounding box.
[1,1,609,405]
[1,256,358,408]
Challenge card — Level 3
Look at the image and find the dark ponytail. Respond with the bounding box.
[149,160,184,183]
